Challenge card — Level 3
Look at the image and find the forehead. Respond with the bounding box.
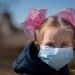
[43,27,73,43]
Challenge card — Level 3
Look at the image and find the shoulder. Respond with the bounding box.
[12,41,38,74]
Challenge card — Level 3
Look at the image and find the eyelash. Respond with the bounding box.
[46,43,55,47]
[61,43,68,47]
[46,43,68,47]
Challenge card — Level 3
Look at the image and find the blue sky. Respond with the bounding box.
[0,0,75,28]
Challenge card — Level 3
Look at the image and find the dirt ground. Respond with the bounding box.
[0,59,17,75]
[0,68,17,75]
[0,48,20,75]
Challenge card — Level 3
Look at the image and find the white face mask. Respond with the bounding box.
[38,45,74,71]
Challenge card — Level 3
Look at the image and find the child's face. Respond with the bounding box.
[40,27,74,48]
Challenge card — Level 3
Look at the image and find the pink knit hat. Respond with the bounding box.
[22,8,47,37]
[56,8,75,30]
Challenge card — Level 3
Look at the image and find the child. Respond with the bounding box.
[13,8,75,75]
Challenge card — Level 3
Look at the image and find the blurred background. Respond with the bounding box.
[0,0,75,75]
[0,8,30,75]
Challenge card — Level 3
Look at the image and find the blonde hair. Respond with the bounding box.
[34,16,74,42]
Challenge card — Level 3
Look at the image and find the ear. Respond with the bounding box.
[34,41,40,50]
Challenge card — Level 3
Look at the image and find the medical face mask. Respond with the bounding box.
[38,45,74,71]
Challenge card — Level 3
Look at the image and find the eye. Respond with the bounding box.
[61,43,69,48]
[46,43,55,47]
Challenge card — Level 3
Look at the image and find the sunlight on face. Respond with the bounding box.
[41,27,73,48]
